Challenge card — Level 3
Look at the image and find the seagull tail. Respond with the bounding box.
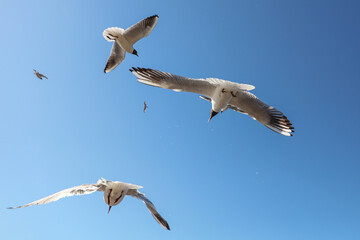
[103,27,124,42]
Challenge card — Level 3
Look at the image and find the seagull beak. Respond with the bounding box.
[208,110,218,122]
[108,206,112,214]
[132,50,139,57]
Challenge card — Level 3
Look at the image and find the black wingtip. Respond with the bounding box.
[129,67,138,72]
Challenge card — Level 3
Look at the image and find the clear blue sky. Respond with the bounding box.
[1,0,360,239]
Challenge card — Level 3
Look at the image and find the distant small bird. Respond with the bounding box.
[8,178,170,230]
[144,101,148,113]
[103,15,159,73]
[130,67,294,136]
[33,69,48,80]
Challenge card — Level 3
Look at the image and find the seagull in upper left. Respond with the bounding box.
[33,69,48,80]
[8,178,170,230]
[103,15,159,73]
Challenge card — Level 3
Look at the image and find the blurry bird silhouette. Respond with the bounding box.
[33,69,48,80]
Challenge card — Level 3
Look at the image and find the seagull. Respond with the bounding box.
[33,69,48,80]
[130,67,294,136]
[8,178,170,230]
[103,15,159,73]
[144,101,148,113]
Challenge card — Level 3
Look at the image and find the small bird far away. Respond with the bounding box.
[144,101,148,113]
[33,69,48,80]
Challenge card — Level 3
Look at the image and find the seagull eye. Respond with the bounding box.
[115,191,124,203]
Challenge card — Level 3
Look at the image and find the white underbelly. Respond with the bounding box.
[117,36,133,53]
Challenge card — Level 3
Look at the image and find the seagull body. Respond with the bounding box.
[144,101,148,113]
[33,69,48,80]
[8,178,170,230]
[103,15,159,73]
[130,67,294,136]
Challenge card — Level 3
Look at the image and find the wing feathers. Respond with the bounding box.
[130,67,217,97]
[124,15,159,44]
[127,189,170,230]
[104,41,126,73]
[8,184,101,209]
[230,91,294,136]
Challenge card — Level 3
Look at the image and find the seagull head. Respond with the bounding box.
[104,186,127,214]
[132,49,139,57]
[208,109,219,122]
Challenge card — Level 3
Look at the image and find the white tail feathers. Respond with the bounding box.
[103,27,124,42]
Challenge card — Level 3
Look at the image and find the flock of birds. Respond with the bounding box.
[13,14,294,231]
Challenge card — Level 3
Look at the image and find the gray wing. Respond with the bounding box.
[229,91,294,136]
[130,67,217,97]
[124,15,159,45]
[127,189,170,230]
[39,73,48,79]
[8,183,102,209]
[104,41,126,73]
[35,72,47,80]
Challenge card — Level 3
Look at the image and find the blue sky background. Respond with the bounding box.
[1,0,360,239]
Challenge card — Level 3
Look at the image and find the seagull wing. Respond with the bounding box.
[104,41,126,73]
[127,189,170,230]
[39,73,48,79]
[124,15,159,45]
[130,67,218,97]
[229,91,294,136]
[8,183,102,209]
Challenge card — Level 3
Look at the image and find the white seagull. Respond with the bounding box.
[130,67,294,136]
[33,69,48,80]
[8,178,170,230]
[103,15,159,73]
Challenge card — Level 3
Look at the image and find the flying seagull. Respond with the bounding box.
[8,178,170,230]
[103,15,159,73]
[33,69,48,80]
[130,67,294,136]
[144,101,148,113]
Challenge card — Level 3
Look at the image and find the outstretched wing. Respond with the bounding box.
[124,15,159,45]
[8,183,102,209]
[104,41,126,73]
[130,67,219,97]
[230,91,294,136]
[39,73,48,79]
[127,189,170,230]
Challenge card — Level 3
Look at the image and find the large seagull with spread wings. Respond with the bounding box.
[130,67,294,136]
[8,178,170,230]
